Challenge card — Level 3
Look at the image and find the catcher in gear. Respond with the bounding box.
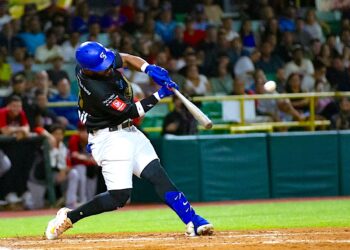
[45,41,213,239]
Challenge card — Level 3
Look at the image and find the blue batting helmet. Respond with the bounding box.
[75,41,115,72]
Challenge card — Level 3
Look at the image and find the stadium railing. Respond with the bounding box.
[47,92,350,135]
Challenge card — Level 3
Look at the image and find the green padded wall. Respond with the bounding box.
[161,135,201,201]
[338,131,350,195]
[199,134,270,201]
[269,131,339,198]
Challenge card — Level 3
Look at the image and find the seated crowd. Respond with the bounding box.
[1,0,350,208]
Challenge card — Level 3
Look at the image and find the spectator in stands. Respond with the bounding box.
[71,2,96,33]
[61,31,80,63]
[336,29,350,55]
[68,123,99,204]
[234,49,261,89]
[193,3,209,31]
[262,18,281,42]
[49,78,79,129]
[331,97,350,130]
[278,5,296,32]
[184,65,211,96]
[19,53,36,90]
[0,52,12,90]
[198,25,220,74]
[275,31,294,63]
[285,73,310,116]
[210,55,233,95]
[47,55,69,87]
[221,16,239,42]
[231,75,253,95]
[256,40,284,74]
[0,95,30,139]
[326,55,350,91]
[35,29,62,64]
[80,21,109,46]
[0,22,25,56]
[155,4,177,44]
[226,37,249,68]
[18,15,45,55]
[254,69,304,122]
[203,0,223,26]
[183,16,206,48]
[303,9,325,43]
[167,25,187,59]
[179,49,201,76]
[284,43,314,79]
[120,0,136,23]
[294,17,312,47]
[3,73,30,108]
[239,19,257,51]
[0,3,11,31]
[27,124,80,209]
[32,89,59,130]
[302,60,330,92]
[123,9,145,36]
[8,47,25,74]
[317,43,332,67]
[162,94,197,136]
[100,0,127,32]
[30,70,57,100]
[308,38,322,60]
[167,58,186,90]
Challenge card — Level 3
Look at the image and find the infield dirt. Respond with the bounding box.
[1,228,350,250]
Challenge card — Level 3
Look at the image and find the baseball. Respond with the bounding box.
[264,81,276,92]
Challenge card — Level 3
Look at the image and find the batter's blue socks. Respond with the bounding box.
[165,191,195,224]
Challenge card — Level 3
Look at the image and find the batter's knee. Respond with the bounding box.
[108,189,131,208]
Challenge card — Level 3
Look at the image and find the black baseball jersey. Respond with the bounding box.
[76,52,153,130]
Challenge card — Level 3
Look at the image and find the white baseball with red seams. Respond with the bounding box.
[88,126,158,190]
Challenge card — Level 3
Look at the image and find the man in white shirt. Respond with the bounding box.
[35,30,63,64]
[284,43,314,79]
[234,49,261,88]
[61,31,81,63]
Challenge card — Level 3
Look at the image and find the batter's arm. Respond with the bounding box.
[119,53,148,72]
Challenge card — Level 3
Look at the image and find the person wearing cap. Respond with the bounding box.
[284,43,314,79]
[155,3,177,43]
[45,41,213,240]
[3,73,27,107]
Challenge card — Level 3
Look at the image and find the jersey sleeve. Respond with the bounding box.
[100,92,159,119]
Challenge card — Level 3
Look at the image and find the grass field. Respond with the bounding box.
[1,199,350,238]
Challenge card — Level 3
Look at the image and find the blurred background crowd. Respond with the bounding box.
[1,0,350,209]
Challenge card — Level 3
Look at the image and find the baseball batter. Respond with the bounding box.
[45,41,213,239]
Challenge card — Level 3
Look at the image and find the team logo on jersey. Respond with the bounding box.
[111,97,127,111]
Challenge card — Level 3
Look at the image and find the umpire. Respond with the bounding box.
[45,41,213,239]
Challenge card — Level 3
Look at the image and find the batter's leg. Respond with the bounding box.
[45,189,131,240]
[140,159,214,236]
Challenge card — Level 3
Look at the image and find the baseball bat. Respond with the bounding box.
[172,88,213,129]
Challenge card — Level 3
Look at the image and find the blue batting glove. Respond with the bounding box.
[166,80,179,90]
[145,64,170,87]
[157,81,179,99]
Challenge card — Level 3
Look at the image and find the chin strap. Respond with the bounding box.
[165,191,195,224]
